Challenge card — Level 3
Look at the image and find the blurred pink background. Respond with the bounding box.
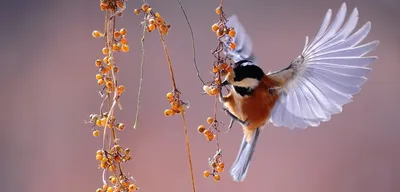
[1,0,400,191]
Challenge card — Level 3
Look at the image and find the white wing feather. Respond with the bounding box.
[223,15,256,63]
[267,2,379,129]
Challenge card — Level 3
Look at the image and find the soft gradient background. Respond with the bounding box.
[1,0,399,191]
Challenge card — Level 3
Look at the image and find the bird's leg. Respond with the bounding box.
[219,88,226,103]
[222,108,250,127]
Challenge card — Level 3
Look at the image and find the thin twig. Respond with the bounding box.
[181,113,196,192]
[158,29,196,192]
[158,32,178,90]
[133,26,147,129]
[176,0,205,85]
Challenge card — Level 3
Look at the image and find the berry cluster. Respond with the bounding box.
[203,149,225,182]
[90,112,126,137]
[95,147,137,192]
[164,91,188,116]
[196,4,237,182]
[133,4,171,35]
[100,0,126,14]
[90,1,137,191]
[212,6,236,48]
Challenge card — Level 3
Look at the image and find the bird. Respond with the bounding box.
[218,2,379,182]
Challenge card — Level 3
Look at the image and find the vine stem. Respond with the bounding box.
[158,29,196,192]
[133,25,147,129]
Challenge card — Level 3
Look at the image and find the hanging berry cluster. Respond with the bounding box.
[89,0,138,191]
[132,1,196,191]
[197,3,236,182]
[133,2,188,117]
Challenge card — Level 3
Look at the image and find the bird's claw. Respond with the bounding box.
[225,118,234,133]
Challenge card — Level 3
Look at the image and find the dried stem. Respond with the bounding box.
[133,26,147,129]
[158,32,178,90]
[158,29,196,192]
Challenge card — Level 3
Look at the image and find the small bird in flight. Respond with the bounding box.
[218,2,379,182]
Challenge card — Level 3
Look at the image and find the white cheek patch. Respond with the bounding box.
[233,77,259,88]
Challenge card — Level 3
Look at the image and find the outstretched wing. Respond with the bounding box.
[267,3,379,129]
[223,15,256,63]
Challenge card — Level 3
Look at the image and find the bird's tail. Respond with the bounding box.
[230,128,261,182]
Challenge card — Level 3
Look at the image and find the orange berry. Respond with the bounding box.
[178,105,185,113]
[209,88,219,95]
[134,9,140,15]
[107,186,113,192]
[206,134,215,141]
[103,56,109,63]
[230,42,236,50]
[117,123,125,130]
[113,66,119,73]
[166,92,174,101]
[118,85,125,92]
[101,117,107,126]
[120,38,128,45]
[229,29,236,37]
[117,1,124,8]
[96,188,102,192]
[100,4,107,11]
[164,109,174,116]
[155,12,161,18]
[120,28,127,36]
[159,25,167,33]
[92,130,100,137]
[218,162,225,168]
[96,74,102,80]
[213,174,221,181]
[128,184,137,191]
[197,125,206,133]
[212,23,219,32]
[203,130,211,136]
[95,59,102,67]
[122,45,129,52]
[203,170,211,178]
[156,17,164,25]
[171,102,180,111]
[107,123,114,128]
[96,150,103,155]
[207,117,214,124]
[103,184,108,190]
[211,161,218,168]
[148,24,156,31]
[114,31,122,38]
[96,119,102,126]
[216,29,224,37]
[98,79,104,85]
[212,66,219,73]
[112,44,119,52]
[149,18,155,24]
[106,81,113,88]
[109,176,117,184]
[109,164,117,172]
[216,166,223,173]
[141,4,150,12]
[96,154,103,161]
[102,47,109,55]
[215,6,222,15]
[92,30,100,38]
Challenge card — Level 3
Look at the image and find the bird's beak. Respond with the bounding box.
[222,80,230,86]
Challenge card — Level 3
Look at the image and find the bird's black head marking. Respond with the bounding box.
[232,60,265,82]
